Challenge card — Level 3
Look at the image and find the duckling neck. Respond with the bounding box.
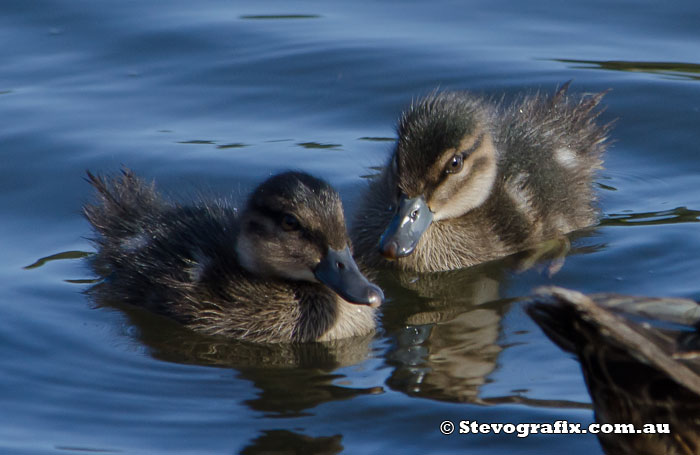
[296,286,376,342]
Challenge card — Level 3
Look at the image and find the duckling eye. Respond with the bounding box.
[445,154,464,174]
[280,214,300,231]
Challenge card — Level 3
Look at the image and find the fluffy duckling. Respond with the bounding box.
[84,170,383,344]
[527,287,700,454]
[353,83,610,272]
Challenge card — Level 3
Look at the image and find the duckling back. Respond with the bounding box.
[352,83,611,272]
[495,84,608,237]
[84,170,246,323]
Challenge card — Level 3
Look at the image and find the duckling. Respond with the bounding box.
[526,287,700,455]
[352,83,611,273]
[83,170,383,344]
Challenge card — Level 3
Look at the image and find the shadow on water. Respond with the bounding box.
[553,58,700,81]
[526,288,700,455]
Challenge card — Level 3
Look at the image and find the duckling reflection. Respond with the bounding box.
[91,293,382,415]
[527,287,700,455]
[241,430,343,455]
[84,170,383,343]
[380,261,508,402]
[381,240,603,404]
[353,83,611,273]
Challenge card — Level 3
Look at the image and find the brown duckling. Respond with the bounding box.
[84,170,383,343]
[527,287,700,455]
[352,83,611,272]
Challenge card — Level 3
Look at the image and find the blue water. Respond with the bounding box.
[2,1,699,453]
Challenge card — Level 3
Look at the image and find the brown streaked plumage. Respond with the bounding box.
[84,170,383,343]
[526,287,700,455]
[352,83,611,273]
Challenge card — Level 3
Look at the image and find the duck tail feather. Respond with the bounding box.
[83,168,163,238]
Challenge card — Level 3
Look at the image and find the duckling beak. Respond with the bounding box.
[314,246,384,308]
[379,195,433,260]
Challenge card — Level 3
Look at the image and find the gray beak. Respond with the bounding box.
[379,195,433,259]
[314,246,384,308]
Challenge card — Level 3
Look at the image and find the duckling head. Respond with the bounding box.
[237,171,383,307]
[380,92,498,259]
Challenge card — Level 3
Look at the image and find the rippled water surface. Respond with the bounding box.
[2,1,699,453]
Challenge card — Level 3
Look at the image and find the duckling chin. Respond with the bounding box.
[84,170,383,343]
[352,83,611,273]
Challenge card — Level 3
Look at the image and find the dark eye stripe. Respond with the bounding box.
[464,133,484,155]
[250,202,304,230]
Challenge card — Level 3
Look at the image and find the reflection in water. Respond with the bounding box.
[357,137,396,142]
[239,14,322,20]
[23,250,100,284]
[23,250,92,270]
[241,430,342,455]
[527,287,700,455]
[380,260,508,403]
[178,139,217,145]
[554,59,700,81]
[380,234,602,404]
[88,285,382,416]
[601,206,700,227]
[296,142,342,149]
[176,139,250,149]
[216,143,248,149]
[239,366,382,416]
